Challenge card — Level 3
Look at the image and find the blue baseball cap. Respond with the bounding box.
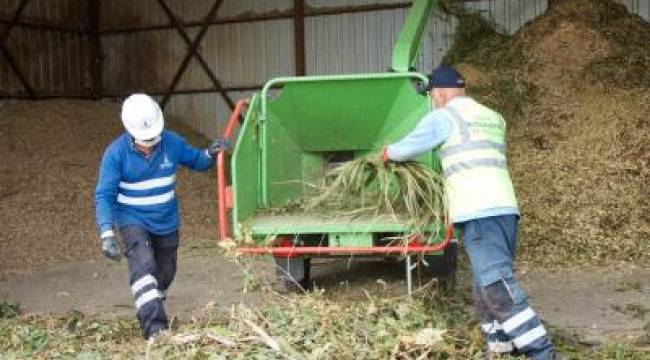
[422,66,465,91]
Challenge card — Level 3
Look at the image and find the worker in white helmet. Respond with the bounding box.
[94,93,229,341]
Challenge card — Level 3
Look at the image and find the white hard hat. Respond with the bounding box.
[121,94,164,140]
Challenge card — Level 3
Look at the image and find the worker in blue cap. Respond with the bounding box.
[383,67,560,360]
[95,93,230,342]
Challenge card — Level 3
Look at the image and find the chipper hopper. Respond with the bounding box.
[215,0,457,292]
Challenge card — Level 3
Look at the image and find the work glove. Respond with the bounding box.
[101,235,121,261]
[207,138,232,158]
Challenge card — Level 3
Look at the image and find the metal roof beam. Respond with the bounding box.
[156,0,235,111]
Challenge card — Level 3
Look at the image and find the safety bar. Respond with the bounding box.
[237,221,454,256]
[216,99,248,240]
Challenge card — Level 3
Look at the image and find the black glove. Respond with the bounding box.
[101,235,121,261]
[207,138,232,158]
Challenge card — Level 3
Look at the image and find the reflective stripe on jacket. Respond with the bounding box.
[95,130,213,235]
[438,97,518,223]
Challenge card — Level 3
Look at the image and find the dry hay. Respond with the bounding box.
[0,100,217,276]
[443,0,650,266]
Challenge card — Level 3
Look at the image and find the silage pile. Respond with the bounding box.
[443,0,650,266]
[0,100,216,276]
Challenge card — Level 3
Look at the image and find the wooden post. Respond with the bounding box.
[1,0,36,99]
[293,0,306,76]
[87,0,103,99]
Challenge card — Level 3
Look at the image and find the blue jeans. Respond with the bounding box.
[120,225,179,339]
[460,215,555,360]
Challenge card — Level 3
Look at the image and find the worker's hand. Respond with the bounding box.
[101,235,121,261]
[381,146,390,167]
[207,138,232,157]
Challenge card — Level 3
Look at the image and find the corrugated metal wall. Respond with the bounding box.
[619,0,650,20]
[99,0,294,136]
[1,0,647,135]
[306,8,406,75]
[98,0,553,138]
[304,0,548,76]
[100,0,649,139]
[0,0,91,96]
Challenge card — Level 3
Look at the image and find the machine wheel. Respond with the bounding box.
[274,257,311,293]
[422,242,458,292]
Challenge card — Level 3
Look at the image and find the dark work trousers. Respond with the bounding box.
[460,215,556,360]
[120,225,179,339]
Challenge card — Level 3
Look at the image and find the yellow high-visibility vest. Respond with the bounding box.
[438,97,518,223]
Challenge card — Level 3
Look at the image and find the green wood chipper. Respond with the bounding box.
[215,0,457,292]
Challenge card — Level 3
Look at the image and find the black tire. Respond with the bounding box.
[274,257,311,293]
[422,242,458,291]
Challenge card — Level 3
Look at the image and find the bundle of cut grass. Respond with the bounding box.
[306,155,447,235]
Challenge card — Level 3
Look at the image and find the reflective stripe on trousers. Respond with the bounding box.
[481,321,514,353]
[462,216,556,360]
[121,225,179,339]
[503,307,549,351]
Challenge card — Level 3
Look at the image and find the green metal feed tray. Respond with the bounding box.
[215,0,456,291]
[233,72,443,241]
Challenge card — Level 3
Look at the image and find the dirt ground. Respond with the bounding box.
[2,245,648,345]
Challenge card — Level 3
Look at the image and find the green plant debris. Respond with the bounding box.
[2,290,649,359]
[306,155,447,237]
[239,155,448,246]
[0,300,19,319]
